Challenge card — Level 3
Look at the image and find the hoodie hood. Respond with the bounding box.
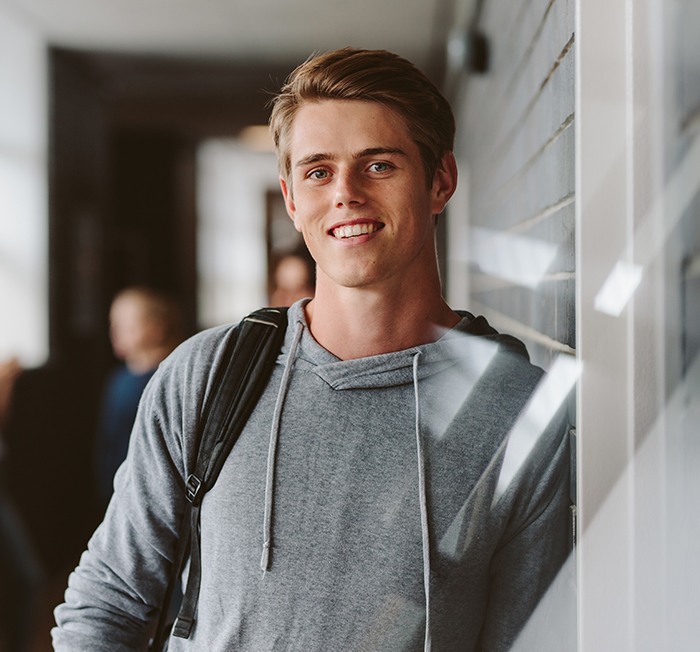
[278,299,529,391]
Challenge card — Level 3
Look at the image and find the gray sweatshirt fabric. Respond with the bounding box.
[52,299,571,651]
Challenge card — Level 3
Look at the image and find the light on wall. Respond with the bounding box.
[238,125,274,153]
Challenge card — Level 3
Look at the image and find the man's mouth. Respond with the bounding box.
[331,222,383,239]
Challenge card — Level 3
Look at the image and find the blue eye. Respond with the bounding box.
[369,162,391,173]
[309,169,329,180]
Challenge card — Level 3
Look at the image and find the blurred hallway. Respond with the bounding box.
[1,0,699,649]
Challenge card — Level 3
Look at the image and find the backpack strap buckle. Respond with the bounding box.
[185,474,202,504]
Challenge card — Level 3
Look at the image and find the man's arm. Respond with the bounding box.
[51,334,210,650]
[478,418,574,651]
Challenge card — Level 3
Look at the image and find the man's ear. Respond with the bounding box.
[280,176,300,231]
[430,152,458,216]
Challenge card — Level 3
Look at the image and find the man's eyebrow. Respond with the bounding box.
[294,153,334,168]
[294,147,408,169]
[354,147,408,159]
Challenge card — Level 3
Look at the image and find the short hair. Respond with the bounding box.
[112,286,184,345]
[269,48,455,186]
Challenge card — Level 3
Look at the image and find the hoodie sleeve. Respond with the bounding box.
[476,417,574,651]
[51,328,227,650]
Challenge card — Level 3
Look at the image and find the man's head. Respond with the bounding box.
[269,249,316,307]
[109,287,183,370]
[269,48,455,188]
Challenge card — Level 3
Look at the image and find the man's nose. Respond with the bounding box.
[334,170,365,208]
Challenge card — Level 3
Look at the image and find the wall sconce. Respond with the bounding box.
[447,26,490,75]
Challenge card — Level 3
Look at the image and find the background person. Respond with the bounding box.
[269,246,316,306]
[0,357,43,652]
[94,286,184,510]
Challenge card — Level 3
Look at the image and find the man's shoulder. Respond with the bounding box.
[170,323,236,361]
[157,310,288,390]
[151,323,238,391]
[455,311,533,363]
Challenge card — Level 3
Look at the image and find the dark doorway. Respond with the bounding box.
[14,47,293,579]
[49,47,292,367]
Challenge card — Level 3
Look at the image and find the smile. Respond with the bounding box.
[331,222,383,239]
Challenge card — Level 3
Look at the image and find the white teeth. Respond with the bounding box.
[333,223,379,239]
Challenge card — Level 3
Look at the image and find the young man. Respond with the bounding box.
[53,48,571,651]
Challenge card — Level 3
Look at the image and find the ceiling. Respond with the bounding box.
[8,0,473,138]
[8,0,456,76]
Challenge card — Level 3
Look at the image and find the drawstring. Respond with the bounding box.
[413,351,431,652]
[259,332,431,651]
[261,320,304,574]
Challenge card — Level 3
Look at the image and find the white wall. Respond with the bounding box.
[450,0,699,647]
[0,6,48,365]
[577,0,700,649]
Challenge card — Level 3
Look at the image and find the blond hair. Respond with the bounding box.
[112,286,184,347]
[269,48,455,187]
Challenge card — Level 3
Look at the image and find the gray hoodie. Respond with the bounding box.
[53,300,571,651]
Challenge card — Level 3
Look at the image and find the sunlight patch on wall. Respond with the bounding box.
[196,138,279,327]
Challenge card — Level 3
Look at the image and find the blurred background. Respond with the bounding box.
[0,0,698,650]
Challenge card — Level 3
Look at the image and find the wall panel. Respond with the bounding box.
[450,0,575,368]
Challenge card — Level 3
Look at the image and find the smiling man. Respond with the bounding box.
[53,48,571,651]
[278,97,459,362]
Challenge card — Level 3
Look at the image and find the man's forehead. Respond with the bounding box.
[287,100,415,164]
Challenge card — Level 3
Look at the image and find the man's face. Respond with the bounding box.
[280,99,455,293]
[109,297,162,361]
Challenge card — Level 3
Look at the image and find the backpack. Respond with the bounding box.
[150,306,289,650]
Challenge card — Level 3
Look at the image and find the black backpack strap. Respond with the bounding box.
[150,307,288,648]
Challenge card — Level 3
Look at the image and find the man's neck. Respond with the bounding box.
[304,286,460,361]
